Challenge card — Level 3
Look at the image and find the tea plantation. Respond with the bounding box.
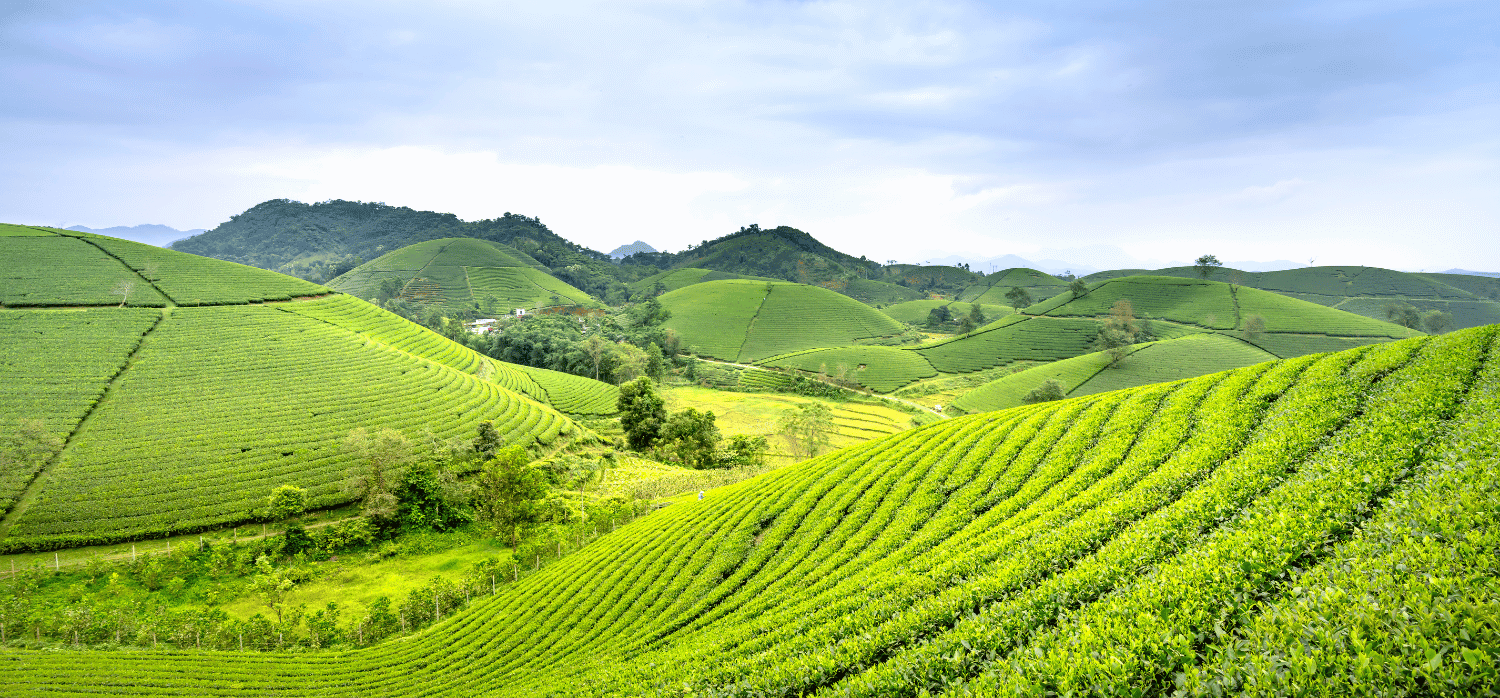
[658,279,905,362]
[5,326,1495,695]
[327,237,598,311]
[0,227,618,551]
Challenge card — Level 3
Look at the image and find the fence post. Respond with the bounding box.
[132,545,136,562]
[54,552,59,571]
[434,592,440,622]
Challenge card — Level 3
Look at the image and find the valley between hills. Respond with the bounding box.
[0,203,1496,696]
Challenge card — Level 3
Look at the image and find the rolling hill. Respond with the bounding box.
[1084,264,1500,330]
[959,267,1070,305]
[657,280,905,362]
[5,326,1495,696]
[880,299,1013,325]
[0,225,617,551]
[754,275,1421,395]
[625,267,780,296]
[327,237,598,313]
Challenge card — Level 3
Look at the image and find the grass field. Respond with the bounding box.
[5,327,1494,695]
[663,385,913,464]
[756,346,938,392]
[659,280,904,362]
[959,267,1069,305]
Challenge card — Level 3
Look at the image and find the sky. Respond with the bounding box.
[2,0,1497,271]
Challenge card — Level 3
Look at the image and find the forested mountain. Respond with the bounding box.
[622,224,877,283]
[171,199,642,301]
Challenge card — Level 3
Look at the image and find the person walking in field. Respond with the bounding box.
[698,491,704,501]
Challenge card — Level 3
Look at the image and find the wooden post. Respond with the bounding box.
[513,563,517,582]
[278,632,282,649]
[132,545,136,562]
[54,552,59,570]
[491,574,495,595]
[434,592,440,622]
[239,634,243,651]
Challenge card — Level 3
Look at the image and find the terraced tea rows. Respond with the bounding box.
[759,346,937,392]
[0,231,169,307]
[4,305,574,549]
[80,233,328,305]
[327,237,597,311]
[659,280,904,363]
[5,327,1493,696]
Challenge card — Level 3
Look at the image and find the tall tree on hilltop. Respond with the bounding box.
[1194,254,1222,279]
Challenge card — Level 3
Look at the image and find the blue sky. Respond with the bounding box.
[2,0,1496,270]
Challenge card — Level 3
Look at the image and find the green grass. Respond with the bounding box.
[660,280,904,362]
[78,233,328,305]
[949,347,1125,413]
[0,223,59,237]
[960,267,1069,304]
[1234,285,1417,337]
[916,315,1106,373]
[465,266,595,310]
[834,277,926,305]
[662,385,913,464]
[1031,275,1239,329]
[6,327,1494,695]
[1070,333,1276,396]
[627,268,781,295]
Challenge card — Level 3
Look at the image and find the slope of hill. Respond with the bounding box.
[0,226,615,551]
[959,267,1070,305]
[658,280,904,362]
[327,237,597,312]
[625,267,780,296]
[952,333,1276,413]
[624,224,878,285]
[881,299,1013,325]
[170,199,635,298]
[1083,265,1500,330]
[6,327,1495,696]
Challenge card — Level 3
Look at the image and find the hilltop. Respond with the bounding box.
[1084,265,1500,330]
[657,279,905,363]
[5,326,1495,695]
[0,224,616,551]
[327,237,599,313]
[170,199,638,300]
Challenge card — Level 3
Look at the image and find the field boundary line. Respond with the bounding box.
[0,309,170,538]
[732,283,774,362]
[53,232,179,307]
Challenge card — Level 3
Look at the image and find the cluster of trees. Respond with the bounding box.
[1091,299,1155,366]
[926,304,986,334]
[617,378,768,469]
[1385,302,1453,334]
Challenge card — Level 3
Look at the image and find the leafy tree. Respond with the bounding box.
[1384,302,1423,330]
[393,461,472,531]
[1421,310,1453,335]
[474,445,548,549]
[1194,254,1222,280]
[778,402,835,460]
[657,408,722,469]
[1022,379,1067,404]
[645,343,666,381]
[958,315,977,334]
[1069,278,1088,299]
[342,427,416,523]
[1242,314,1267,341]
[473,421,502,462]
[1094,299,1138,366]
[968,302,986,327]
[265,485,306,530]
[248,554,298,625]
[926,305,953,328]
[1005,286,1032,309]
[618,377,667,450]
[720,434,769,468]
[375,277,406,303]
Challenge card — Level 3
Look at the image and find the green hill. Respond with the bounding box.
[328,237,598,313]
[952,333,1276,413]
[959,267,1070,305]
[1083,265,1500,330]
[625,267,780,296]
[170,199,636,299]
[658,280,904,362]
[0,227,615,550]
[881,299,1013,325]
[7,326,1496,696]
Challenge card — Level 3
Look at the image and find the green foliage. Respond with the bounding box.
[778,401,835,459]
[758,346,937,393]
[655,408,722,469]
[1004,285,1033,309]
[1194,253,1222,279]
[0,233,170,307]
[265,486,306,526]
[617,377,666,451]
[1021,379,1066,404]
[474,446,548,549]
[4,328,1500,694]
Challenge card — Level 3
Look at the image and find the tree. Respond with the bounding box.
[720,435,769,469]
[778,402,834,460]
[376,277,406,303]
[1005,286,1032,309]
[474,445,548,549]
[657,408,722,469]
[1021,379,1066,404]
[967,303,985,327]
[473,421,502,462]
[342,427,416,522]
[393,461,471,531]
[248,554,298,625]
[644,343,666,381]
[611,342,650,385]
[1094,299,1138,366]
[1194,254,1222,280]
[1242,314,1267,341]
[926,305,953,328]
[265,485,306,530]
[1069,278,1088,299]
[1384,302,1423,330]
[111,279,135,307]
[1421,310,1453,335]
[618,377,667,450]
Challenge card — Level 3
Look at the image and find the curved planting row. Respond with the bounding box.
[277,295,484,374]
[2,326,1496,695]
[513,364,620,415]
[0,232,170,307]
[78,233,328,305]
[3,305,573,549]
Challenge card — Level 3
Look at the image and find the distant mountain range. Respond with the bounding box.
[608,240,657,258]
[66,224,204,247]
[1443,268,1500,278]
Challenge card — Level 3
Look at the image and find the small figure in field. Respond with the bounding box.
[698,491,704,501]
